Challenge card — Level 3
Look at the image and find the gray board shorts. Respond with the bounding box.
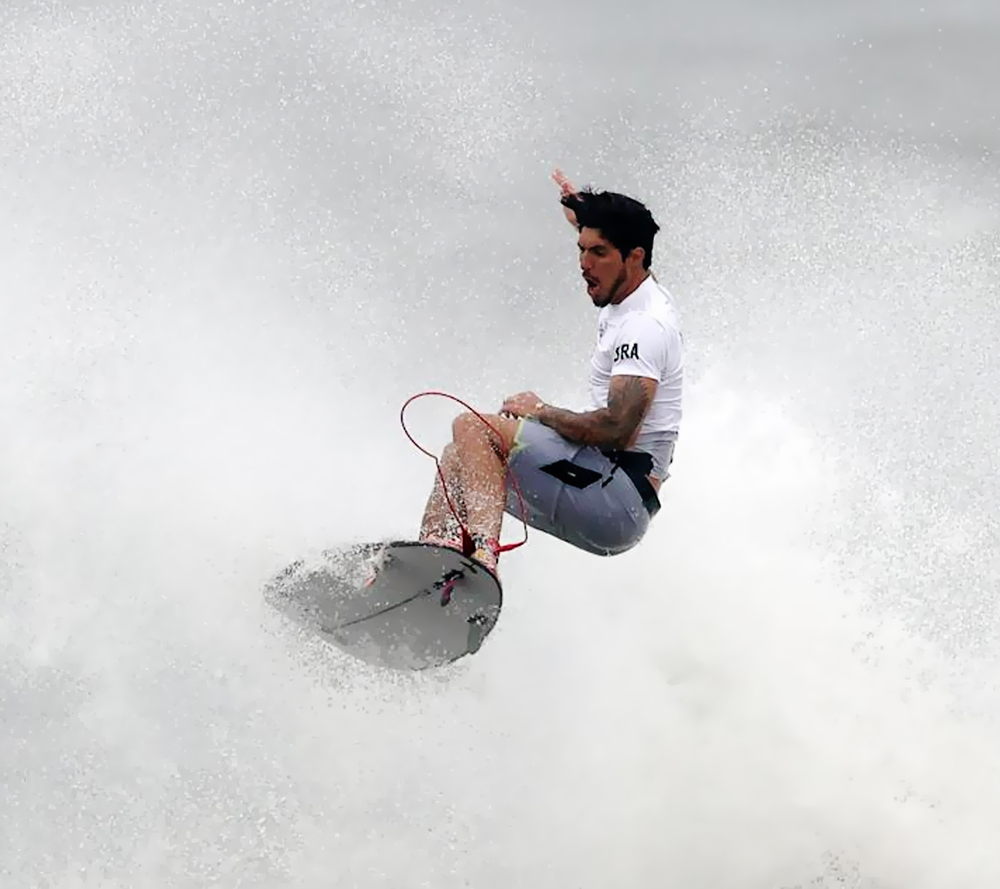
[503,418,676,557]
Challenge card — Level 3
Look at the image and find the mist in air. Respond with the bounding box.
[2,1,999,886]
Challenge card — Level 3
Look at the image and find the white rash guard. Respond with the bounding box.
[587,274,684,479]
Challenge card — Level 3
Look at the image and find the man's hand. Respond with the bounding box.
[552,167,577,198]
[501,391,545,419]
[552,167,582,229]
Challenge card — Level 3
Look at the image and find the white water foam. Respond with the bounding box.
[3,0,1000,886]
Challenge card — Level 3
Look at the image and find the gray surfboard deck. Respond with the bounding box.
[264,540,503,671]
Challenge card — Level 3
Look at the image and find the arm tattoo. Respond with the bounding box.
[606,376,654,446]
[536,376,655,449]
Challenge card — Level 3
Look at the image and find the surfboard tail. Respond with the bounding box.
[264,541,503,670]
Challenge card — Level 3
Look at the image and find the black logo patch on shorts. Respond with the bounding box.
[539,460,603,489]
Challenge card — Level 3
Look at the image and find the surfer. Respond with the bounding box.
[419,170,684,574]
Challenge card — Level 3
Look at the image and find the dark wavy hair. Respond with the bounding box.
[560,188,660,270]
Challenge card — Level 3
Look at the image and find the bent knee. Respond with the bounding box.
[453,410,498,440]
[452,411,510,452]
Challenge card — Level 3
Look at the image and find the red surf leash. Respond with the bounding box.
[399,390,529,558]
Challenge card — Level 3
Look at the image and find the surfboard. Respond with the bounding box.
[263,540,503,671]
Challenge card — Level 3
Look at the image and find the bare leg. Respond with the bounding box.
[419,443,465,541]
[450,412,513,544]
[417,412,520,571]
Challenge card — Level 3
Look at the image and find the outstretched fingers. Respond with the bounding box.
[552,167,577,197]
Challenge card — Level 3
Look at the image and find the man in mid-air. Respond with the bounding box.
[418,170,684,575]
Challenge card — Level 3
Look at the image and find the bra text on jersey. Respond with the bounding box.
[613,343,639,362]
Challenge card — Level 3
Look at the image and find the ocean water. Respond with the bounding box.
[2,0,999,886]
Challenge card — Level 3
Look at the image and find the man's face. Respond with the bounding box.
[578,227,628,308]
